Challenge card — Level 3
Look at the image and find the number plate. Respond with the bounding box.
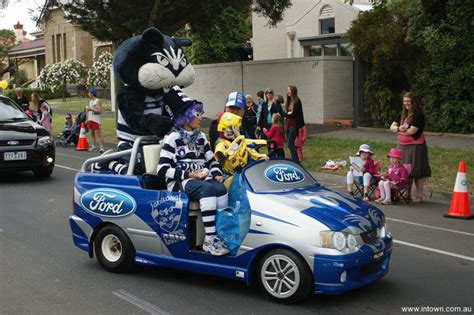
[4,151,27,161]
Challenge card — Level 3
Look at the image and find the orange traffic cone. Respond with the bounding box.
[76,122,89,151]
[444,161,472,219]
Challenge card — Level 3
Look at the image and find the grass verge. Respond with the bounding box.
[49,97,472,192]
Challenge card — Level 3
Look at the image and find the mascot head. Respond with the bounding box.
[113,27,195,94]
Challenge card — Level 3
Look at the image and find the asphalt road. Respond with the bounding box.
[1,147,473,314]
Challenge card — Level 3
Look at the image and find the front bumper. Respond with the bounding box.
[313,236,393,294]
[0,146,55,171]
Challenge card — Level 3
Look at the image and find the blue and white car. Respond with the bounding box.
[69,137,392,304]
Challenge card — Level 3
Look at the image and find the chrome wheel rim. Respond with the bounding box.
[261,254,300,298]
[101,234,122,262]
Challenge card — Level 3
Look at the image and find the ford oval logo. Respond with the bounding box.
[264,164,305,184]
[80,188,136,218]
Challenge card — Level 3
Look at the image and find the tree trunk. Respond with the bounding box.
[148,0,161,27]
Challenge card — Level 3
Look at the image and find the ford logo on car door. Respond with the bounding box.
[264,164,305,184]
[80,188,136,218]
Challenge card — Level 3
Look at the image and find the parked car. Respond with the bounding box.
[0,94,55,177]
[69,137,392,304]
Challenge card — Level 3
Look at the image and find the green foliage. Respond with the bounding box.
[182,6,252,64]
[12,69,29,86]
[2,87,69,100]
[348,0,473,133]
[87,51,112,88]
[61,0,291,44]
[0,29,16,62]
[39,59,87,92]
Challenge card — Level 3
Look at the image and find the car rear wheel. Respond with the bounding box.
[94,225,135,273]
[33,166,54,178]
[257,248,313,304]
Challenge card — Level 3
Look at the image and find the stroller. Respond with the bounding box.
[56,111,87,147]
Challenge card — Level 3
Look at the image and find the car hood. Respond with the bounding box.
[0,119,46,140]
[250,186,385,233]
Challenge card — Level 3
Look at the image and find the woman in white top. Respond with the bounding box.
[86,87,105,152]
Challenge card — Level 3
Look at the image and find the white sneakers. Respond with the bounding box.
[203,235,229,256]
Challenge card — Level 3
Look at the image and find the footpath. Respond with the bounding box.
[55,108,473,203]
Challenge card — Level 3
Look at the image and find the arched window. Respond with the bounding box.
[319,5,335,35]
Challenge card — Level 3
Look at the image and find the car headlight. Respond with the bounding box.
[320,231,361,252]
[332,232,346,251]
[38,136,53,147]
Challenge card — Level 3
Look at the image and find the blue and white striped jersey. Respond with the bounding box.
[157,128,223,191]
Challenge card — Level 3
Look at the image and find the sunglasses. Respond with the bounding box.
[192,109,205,118]
[265,92,273,95]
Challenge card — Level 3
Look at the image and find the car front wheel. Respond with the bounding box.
[94,225,135,273]
[257,248,313,304]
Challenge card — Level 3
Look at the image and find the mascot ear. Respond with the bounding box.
[142,27,165,47]
[174,38,193,47]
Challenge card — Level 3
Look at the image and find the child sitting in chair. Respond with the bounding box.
[157,101,229,256]
[375,148,409,205]
[347,144,377,201]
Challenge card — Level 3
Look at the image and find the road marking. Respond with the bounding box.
[56,164,79,172]
[113,289,170,315]
[387,217,474,237]
[56,152,88,160]
[394,240,474,262]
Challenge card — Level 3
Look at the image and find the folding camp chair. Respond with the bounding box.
[353,161,380,200]
[392,163,412,203]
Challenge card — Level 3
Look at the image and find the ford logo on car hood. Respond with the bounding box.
[264,164,305,184]
[80,188,136,218]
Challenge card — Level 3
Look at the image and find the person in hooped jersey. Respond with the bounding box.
[157,101,229,256]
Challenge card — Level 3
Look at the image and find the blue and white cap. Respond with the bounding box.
[225,91,245,109]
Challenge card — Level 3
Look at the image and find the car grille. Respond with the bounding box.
[360,259,383,277]
[360,229,378,243]
[0,139,35,146]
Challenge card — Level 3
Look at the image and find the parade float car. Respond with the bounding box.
[69,136,393,304]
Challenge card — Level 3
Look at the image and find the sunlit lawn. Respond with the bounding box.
[49,97,472,192]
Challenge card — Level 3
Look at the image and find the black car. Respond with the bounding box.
[0,95,55,178]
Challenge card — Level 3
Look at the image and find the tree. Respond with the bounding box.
[0,29,16,76]
[347,0,421,126]
[62,0,291,45]
[182,6,252,64]
[406,0,474,133]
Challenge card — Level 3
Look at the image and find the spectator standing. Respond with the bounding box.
[256,87,283,137]
[39,104,52,132]
[208,91,245,150]
[14,88,30,111]
[295,125,307,162]
[390,92,431,203]
[263,113,285,157]
[255,90,265,127]
[284,85,305,163]
[243,95,258,139]
[31,92,52,123]
[86,87,105,153]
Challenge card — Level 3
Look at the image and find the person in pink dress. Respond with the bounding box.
[375,148,409,205]
[263,113,285,158]
[39,104,52,132]
[294,126,307,162]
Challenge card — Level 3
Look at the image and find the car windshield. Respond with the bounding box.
[242,159,319,193]
[0,97,27,121]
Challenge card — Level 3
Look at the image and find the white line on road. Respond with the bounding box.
[394,239,474,262]
[113,289,170,315]
[387,217,474,236]
[56,152,88,160]
[56,164,79,172]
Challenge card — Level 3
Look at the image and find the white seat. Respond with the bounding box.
[143,144,162,174]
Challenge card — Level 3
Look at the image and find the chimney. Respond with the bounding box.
[13,21,25,43]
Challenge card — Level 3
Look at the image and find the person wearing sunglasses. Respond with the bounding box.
[157,101,229,256]
[256,87,284,139]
